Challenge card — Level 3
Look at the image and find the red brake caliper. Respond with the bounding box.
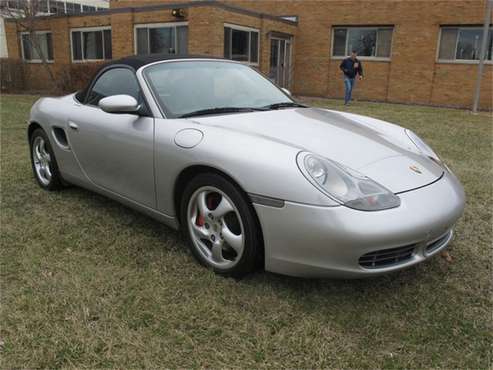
[196,194,216,227]
[196,209,205,226]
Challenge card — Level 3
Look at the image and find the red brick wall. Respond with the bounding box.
[227,0,492,109]
[4,5,295,93]
[112,0,491,109]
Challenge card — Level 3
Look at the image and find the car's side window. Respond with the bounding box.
[86,68,143,107]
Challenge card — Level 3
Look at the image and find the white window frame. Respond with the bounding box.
[70,26,111,63]
[224,23,260,66]
[133,22,188,55]
[20,31,54,63]
[38,1,105,15]
[330,26,394,62]
[436,26,493,65]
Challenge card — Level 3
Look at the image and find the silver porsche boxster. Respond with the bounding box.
[28,55,465,278]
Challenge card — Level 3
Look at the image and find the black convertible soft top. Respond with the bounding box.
[101,54,224,71]
[75,54,224,103]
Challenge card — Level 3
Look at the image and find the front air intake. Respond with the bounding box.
[359,244,416,269]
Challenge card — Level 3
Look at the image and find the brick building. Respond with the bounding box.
[0,0,109,57]
[3,0,493,109]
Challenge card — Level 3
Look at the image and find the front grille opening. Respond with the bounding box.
[359,244,416,269]
[425,231,451,254]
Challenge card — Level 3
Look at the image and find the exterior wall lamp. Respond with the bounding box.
[172,8,186,18]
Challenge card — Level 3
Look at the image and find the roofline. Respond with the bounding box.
[138,57,244,70]
[5,1,298,26]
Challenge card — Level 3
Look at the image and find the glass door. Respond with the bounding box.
[269,37,292,89]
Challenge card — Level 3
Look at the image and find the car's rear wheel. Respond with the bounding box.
[30,128,63,191]
[180,173,262,278]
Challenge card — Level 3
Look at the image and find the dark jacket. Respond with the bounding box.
[340,57,363,79]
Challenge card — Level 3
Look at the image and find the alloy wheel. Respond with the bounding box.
[187,186,245,269]
[32,136,52,186]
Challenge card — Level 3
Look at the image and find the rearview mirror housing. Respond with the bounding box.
[99,95,140,114]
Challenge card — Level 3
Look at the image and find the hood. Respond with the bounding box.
[192,108,443,193]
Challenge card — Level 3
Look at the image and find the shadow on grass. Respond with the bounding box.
[58,183,433,296]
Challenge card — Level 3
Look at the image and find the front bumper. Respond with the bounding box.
[254,172,465,278]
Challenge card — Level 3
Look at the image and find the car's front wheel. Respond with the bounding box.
[180,173,262,278]
[29,128,64,191]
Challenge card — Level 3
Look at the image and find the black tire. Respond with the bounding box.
[29,128,64,191]
[180,173,262,278]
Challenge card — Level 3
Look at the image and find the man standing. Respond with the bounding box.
[340,50,364,105]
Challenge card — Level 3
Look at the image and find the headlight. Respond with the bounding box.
[405,129,441,164]
[297,152,401,211]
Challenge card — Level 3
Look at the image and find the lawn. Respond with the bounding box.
[1,94,491,368]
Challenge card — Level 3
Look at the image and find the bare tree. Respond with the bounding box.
[1,0,63,92]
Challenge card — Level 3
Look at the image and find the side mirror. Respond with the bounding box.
[99,95,140,114]
[282,88,292,96]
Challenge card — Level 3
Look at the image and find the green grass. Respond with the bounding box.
[1,94,492,368]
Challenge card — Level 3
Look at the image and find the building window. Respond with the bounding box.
[66,2,82,14]
[71,28,112,62]
[438,26,493,62]
[38,0,49,13]
[49,0,65,14]
[0,0,28,11]
[224,24,259,65]
[135,23,188,55]
[332,27,393,59]
[21,32,53,62]
[82,5,96,12]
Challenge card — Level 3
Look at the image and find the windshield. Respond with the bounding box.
[143,60,294,118]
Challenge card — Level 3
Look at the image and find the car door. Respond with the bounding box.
[67,67,156,208]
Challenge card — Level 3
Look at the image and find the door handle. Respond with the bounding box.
[69,122,79,130]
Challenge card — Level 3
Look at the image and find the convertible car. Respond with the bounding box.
[28,55,465,278]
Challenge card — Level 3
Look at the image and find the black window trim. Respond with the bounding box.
[82,64,152,116]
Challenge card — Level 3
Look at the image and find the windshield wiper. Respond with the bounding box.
[263,102,307,110]
[178,107,267,118]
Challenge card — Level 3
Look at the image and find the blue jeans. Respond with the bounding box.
[344,77,355,104]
